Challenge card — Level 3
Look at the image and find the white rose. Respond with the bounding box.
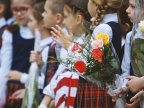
[138,20,144,35]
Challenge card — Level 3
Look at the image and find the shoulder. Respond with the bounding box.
[2,29,12,40]
[56,71,79,83]
[92,24,113,39]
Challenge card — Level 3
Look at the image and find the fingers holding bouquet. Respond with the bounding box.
[126,76,144,93]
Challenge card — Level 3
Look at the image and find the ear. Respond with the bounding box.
[76,14,83,25]
[0,4,5,14]
[56,13,63,24]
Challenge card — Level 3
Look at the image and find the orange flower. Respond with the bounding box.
[74,61,86,75]
[92,49,103,63]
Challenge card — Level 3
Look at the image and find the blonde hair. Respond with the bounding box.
[91,0,123,27]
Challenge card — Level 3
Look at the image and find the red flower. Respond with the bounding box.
[74,61,86,75]
[71,43,82,52]
[92,49,103,63]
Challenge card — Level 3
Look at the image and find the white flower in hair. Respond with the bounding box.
[138,20,144,35]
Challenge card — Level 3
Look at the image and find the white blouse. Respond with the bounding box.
[0,17,7,28]
[0,17,7,66]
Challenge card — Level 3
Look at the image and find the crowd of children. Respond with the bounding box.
[0,0,144,108]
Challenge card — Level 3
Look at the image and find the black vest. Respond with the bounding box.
[11,28,34,73]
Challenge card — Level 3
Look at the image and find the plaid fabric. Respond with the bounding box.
[5,81,25,108]
[44,43,59,87]
[74,77,115,108]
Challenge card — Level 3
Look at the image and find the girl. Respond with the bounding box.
[39,0,91,107]
[7,1,47,100]
[51,0,125,108]
[122,0,144,107]
[0,0,35,107]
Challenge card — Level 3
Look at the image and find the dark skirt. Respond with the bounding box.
[5,81,25,108]
[74,77,115,108]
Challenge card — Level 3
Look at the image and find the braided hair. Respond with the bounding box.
[91,0,123,28]
[63,0,91,32]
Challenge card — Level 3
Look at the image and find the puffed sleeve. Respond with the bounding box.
[92,24,113,40]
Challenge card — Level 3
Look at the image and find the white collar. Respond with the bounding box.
[74,33,86,44]
[101,13,118,24]
[40,37,53,49]
[20,26,34,39]
[0,17,7,28]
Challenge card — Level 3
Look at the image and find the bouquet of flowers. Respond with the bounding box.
[63,33,120,86]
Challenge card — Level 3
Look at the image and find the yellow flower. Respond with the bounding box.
[94,33,109,45]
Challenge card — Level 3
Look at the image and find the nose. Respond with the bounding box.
[126,7,130,14]
[62,19,66,25]
[16,11,22,16]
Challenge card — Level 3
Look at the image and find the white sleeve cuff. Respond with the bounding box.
[20,73,28,84]
[43,84,55,99]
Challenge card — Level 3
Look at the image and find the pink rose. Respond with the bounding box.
[71,43,82,52]
[91,39,103,49]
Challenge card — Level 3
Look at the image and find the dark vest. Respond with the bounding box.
[107,22,123,64]
[11,28,34,73]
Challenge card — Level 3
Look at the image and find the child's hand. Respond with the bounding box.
[30,51,43,67]
[51,25,73,49]
[9,89,25,100]
[48,100,55,108]
[126,76,144,93]
[125,90,143,108]
[7,70,22,81]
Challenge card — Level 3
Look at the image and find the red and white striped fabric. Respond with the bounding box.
[44,71,79,108]
[54,72,79,108]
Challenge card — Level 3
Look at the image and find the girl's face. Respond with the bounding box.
[11,0,32,26]
[88,0,97,17]
[126,0,136,22]
[63,5,78,34]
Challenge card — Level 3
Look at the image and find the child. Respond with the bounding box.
[50,0,125,107]
[122,0,144,107]
[118,0,133,64]
[0,0,36,107]
[114,1,133,107]
[7,1,48,100]
[40,0,90,108]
